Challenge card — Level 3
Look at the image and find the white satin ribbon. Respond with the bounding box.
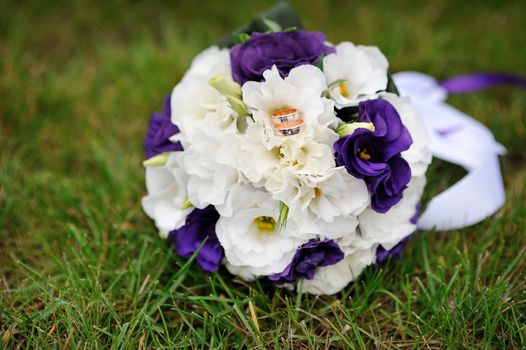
[393,72,506,231]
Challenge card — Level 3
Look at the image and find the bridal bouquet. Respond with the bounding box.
[142,25,432,294]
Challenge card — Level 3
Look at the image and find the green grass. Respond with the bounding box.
[1,0,525,348]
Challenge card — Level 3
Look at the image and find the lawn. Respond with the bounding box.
[1,0,525,348]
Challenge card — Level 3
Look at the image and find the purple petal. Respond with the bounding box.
[230,30,334,84]
[144,95,183,159]
[169,206,223,272]
[268,239,344,284]
[334,98,413,213]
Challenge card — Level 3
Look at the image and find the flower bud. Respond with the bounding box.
[336,122,375,136]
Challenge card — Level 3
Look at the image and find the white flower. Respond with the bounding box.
[300,247,376,295]
[298,167,369,219]
[182,46,231,81]
[266,137,336,191]
[168,49,243,214]
[278,132,337,177]
[242,65,339,147]
[235,125,338,217]
[357,175,426,250]
[236,65,341,203]
[380,93,432,177]
[233,121,282,187]
[275,167,370,239]
[323,42,388,107]
[171,75,238,142]
[235,118,338,201]
[182,131,240,217]
[216,185,310,279]
[141,153,191,236]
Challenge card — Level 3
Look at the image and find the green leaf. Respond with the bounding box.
[215,1,303,48]
[386,71,400,95]
[335,105,359,123]
[314,53,325,71]
[261,16,282,32]
[234,32,251,44]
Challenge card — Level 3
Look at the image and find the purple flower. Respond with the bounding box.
[144,95,183,160]
[230,30,335,85]
[334,99,413,213]
[268,239,344,284]
[168,206,223,272]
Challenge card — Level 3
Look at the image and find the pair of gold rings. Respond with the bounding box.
[271,108,305,136]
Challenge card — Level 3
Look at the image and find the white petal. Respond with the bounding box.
[358,176,426,250]
[380,93,432,177]
[300,247,376,295]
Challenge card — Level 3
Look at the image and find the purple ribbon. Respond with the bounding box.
[439,73,526,94]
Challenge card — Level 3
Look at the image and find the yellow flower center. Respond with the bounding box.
[254,216,276,233]
[314,187,321,198]
[357,148,372,161]
[339,82,350,98]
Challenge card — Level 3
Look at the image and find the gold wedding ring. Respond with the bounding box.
[274,119,305,136]
[271,108,299,124]
[271,108,304,136]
